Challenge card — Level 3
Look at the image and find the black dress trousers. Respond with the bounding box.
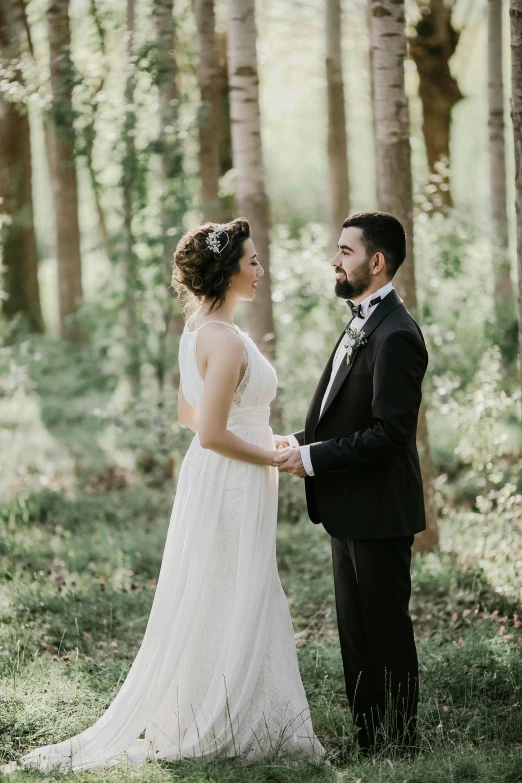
[331,534,418,752]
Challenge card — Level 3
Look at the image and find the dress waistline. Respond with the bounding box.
[226,404,271,431]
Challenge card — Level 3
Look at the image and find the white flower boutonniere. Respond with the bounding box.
[344,326,367,365]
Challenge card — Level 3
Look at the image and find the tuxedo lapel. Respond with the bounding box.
[317,289,404,424]
[305,328,345,430]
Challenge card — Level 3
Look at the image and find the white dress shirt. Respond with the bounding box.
[287,281,395,476]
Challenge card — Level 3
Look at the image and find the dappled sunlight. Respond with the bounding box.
[0,390,76,497]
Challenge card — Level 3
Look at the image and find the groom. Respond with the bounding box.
[274,211,428,755]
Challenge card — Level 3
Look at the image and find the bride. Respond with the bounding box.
[4,218,326,773]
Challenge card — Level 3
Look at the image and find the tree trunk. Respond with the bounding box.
[369,0,439,553]
[414,403,439,553]
[367,2,379,205]
[409,0,463,211]
[47,0,85,342]
[511,0,522,397]
[0,0,44,333]
[84,0,109,247]
[153,0,185,390]
[216,31,234,221]
[227,0,276,363]
[488,0,517,371]
[326,0,350,247]
[195,0,222,223]
[122,0,140,396]
[218,33,233,178]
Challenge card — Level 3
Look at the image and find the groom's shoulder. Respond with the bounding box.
[378,302,427,351]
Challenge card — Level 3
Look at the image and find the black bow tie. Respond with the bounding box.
[347,295,382,320]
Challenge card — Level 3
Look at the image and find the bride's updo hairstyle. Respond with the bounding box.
[172,218,251,314]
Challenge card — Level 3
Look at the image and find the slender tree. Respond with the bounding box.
[409,0,463,210]
[217,32,233,180]
[326,0,350,247]
[0,0,44,332]
[83,0,110,246]
[121,0,140,396]
[488,0,517,371]
[369,0,438,552]
[367,2,379,204]
[216,30,234,221]
[511,0,522,395]
[47,0,85,342]
[195,0,222,223]
[227,0,276,361]
[153,0,188,389]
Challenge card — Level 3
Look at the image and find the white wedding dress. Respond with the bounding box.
[4,319,325,774]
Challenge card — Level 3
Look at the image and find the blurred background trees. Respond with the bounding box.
[0,0,42,333]
[195,0,223,224]
[0,0,521,557]
[511,0,522,392]
[409,0,463,211]
[47,0,85,343]
[488,0,517,374]
[326,0,350,248]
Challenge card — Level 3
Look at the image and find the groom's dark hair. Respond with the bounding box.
[342,212,406,278]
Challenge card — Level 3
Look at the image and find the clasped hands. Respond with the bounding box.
[270,436,307,478]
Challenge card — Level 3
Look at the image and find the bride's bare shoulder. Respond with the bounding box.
[196,322,245,356]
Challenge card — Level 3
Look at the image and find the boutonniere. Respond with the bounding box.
[344,326,367,365]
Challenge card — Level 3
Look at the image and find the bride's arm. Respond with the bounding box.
[197,326,279,466]
[178,383,199,433]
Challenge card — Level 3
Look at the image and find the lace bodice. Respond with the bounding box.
[178,318,278,414]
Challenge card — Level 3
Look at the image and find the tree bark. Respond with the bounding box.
[47,0,85,342]
[217,33,233,179]
[367,2,379,204]
[84,0,109,247]
[326,0,350,247]
[227,0,276,362]
[195,0,222,223]
[216,31,234,221]
[0,0,44,333]
[153,0,186,390]
[369,0,439,553]
[409,0,463,211]
[511,0,522,396]
[121,0,140,396]
[488,0,517,370]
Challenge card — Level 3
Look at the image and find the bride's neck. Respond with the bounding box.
[199,296,236,323]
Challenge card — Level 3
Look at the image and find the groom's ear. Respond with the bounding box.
[371,251,386,275]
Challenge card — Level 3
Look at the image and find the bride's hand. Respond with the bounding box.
[274,435,290,451]
[269,447,295,468]
[265,450,285,467]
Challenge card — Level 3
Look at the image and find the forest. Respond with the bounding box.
[1,0,522,779]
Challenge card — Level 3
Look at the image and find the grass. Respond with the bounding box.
[1,336,522,780]
[2,485,522,781]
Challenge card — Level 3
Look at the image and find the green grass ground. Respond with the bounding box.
[1,338,522,781]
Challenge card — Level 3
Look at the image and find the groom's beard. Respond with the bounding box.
[335,257,373,301]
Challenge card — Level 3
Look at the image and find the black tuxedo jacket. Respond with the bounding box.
[292,288,429,540]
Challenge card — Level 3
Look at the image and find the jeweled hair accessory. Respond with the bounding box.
[206,223,230,255]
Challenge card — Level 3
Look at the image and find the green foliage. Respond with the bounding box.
[270,224,342,435]
[430,344,521,502]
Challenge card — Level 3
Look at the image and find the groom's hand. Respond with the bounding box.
[274,447,307,478]
[274,435,290,451]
